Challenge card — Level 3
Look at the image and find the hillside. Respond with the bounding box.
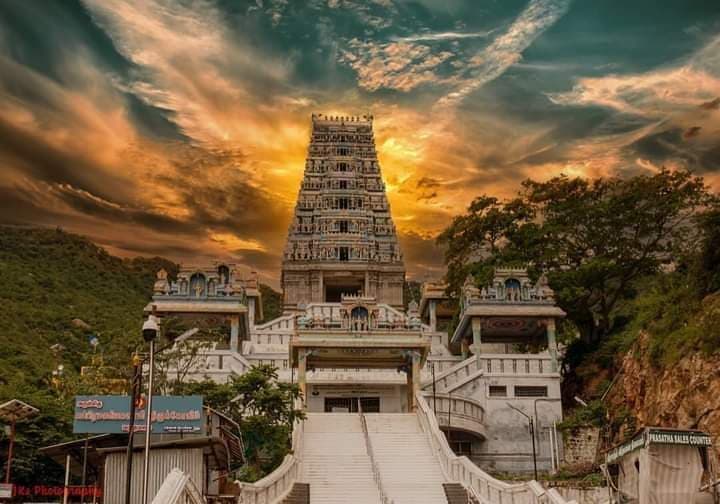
[0,226,284,484]
[0,227,175,388]
[0,227,178,484]
[563,273,720,456]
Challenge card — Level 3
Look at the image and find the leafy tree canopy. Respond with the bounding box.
[438,169,716,341]
[174,365,304,481]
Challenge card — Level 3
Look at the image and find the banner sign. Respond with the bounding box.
[73,395,204,434]
[647,429,712,447]
[606,428,712,464]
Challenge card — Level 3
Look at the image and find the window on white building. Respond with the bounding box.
[514,386,548,397]
[489,385,507,397]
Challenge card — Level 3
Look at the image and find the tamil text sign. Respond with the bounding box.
[647,429,712,447]
[606,428,713,464]
[73,395,203,434]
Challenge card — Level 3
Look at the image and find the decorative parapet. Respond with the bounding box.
[460,267,556,311]
[423,392,486,439]
[295,296,421,332]
[311,113,374,125]
[152,263,257,303]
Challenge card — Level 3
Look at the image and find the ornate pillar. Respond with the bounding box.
[364,270,370,296]
[406,364,413,412]
[248,298,255,328]
[230,316,240,352]
[429,300,437,331]
[318,271,324,302]
[298,349,308,406]
[546,318,558,372]
[471,317,482,357]
[411,351,421,412]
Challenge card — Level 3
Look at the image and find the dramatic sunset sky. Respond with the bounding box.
[1,1,719,285]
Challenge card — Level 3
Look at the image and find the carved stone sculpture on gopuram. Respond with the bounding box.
[281,113,405,312]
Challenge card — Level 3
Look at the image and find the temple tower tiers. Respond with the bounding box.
[282,114,405,312]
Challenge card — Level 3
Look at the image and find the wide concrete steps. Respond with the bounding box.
[443,483,479,504]
[301,414,381,504]
[304,412,364,433]
[365,414,448,504]
[280,483,310,504]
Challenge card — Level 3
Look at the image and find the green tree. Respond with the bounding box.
[694,206,720,295]
[259,284,282,322]
[438,169,712,342]
[0,227,176,485]
[175,365,304,481]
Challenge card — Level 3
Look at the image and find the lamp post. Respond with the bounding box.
[124,353,142,504]
[140,315,160,504]
[430,361,437,418]
[507,402,538,481]
[447,390,452,447]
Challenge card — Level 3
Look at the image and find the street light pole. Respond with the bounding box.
[447,390,452,447]
[431,361,437,418]
[140,315,160,504]
[529,417,538,481]
[507,402,538,481]
[124,354,142,504]
[141,339,155,504]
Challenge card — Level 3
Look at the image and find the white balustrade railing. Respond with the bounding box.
[203,350,251,374]
[423,353,557,393]
[152,468,205,504]
[423,355,481,391]
[358,402,394,504]
[253,314,295,332]
[415,393,576,504]
[478,354,555,376]
[424,393,485,433]
[236,404,304,504]
[249,332,294,345]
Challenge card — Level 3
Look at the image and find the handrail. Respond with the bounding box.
[415,392,576,504]
[422,355,480,390]
[152,468,205,504]
[236,401,304,504]
[358,400,394,504]
[253,313,296,331]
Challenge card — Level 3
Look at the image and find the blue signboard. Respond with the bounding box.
[73,395,204,435]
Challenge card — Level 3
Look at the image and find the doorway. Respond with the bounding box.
[325,282,362,302]
[324,397,380,413]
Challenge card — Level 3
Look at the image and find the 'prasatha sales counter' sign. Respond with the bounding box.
[73,395,204,434]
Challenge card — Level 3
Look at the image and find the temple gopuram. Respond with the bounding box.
[146,114,574,503]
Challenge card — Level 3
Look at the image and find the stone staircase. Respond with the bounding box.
[422,355,482,393]
[301,413,382,504]
[365,414,448,504]
[442,483,479,504]
[279,483,310,504]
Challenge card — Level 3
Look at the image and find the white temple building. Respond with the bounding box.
[145,115,574,504]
